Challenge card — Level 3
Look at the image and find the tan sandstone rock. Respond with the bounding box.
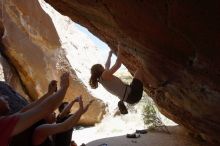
[0,0,106,125]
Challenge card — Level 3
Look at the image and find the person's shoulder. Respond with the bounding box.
[100,70,106,78]
[101,71,109,80]
[102,71,115,81]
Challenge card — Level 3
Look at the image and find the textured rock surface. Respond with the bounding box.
[45,0,220,143]
[0,81,27,114]
[0,53,29,100]
[0,0,106,125]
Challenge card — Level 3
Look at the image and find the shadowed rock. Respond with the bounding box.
[44,0,220,143]
[0,81,27,114]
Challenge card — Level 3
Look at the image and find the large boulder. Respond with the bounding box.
[44,0,220,143]
[0,0,106,126]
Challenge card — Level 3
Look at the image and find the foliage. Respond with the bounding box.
[142,99,169,133]
[142,100,158,126]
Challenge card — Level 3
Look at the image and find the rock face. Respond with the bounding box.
[0,81,27,114]
[0,0,106,125]
[0,53,28,99]
[44,0,220,143]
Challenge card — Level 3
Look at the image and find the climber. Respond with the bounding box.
[89,43,144,114]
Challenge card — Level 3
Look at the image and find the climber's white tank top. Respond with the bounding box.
[99,75,131,101]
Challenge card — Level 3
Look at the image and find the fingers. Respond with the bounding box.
[76,95,82,102]
[77,96,83,109]
[72,98,79,103]
[83,100,94,113]
[60,72,70,89]
[73,95,82,103]
[48,80,57,93]
[109,50,113,54]
[50,80,57,85]
[83,104,90,113]
[61,72,70,81]
[88,99,95,105]
[74,96,95,114]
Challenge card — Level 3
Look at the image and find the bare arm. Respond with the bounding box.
[11,73,70,136]
[105,50,113,70]
[20,80,57,112]
[106,44,122,75]
[58,98,78,119]
[32,97,94,146]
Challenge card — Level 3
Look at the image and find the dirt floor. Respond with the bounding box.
[86,126,208,146]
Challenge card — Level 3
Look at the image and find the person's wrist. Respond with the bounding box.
[78,108,83,114]
[47,90,53,95]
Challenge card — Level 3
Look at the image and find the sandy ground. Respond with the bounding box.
[85,126,207,146]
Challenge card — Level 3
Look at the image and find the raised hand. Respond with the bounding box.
[75,96,94,114]
[60,72,70,90]
[82,100,95,114]
[48,80,57,94]
[109,50,113,55]
[77,95,83,111]
[72,98,79,103]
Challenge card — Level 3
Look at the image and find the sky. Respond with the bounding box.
[74,23,131,71]
[75,24,109,54]
[75,23,117,62]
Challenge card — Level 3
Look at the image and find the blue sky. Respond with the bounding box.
[75,23,117,61]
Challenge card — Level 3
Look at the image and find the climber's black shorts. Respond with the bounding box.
[126,78,143,104]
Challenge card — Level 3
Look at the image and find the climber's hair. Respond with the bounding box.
[89,64,104,89]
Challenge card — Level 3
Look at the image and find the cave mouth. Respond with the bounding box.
[39,2,178,145]
[1,0,219,144]
[40,0,130,95]
[74,23,129,72]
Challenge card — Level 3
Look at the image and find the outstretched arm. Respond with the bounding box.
[105,50,113,70]
[11,72,70,136]
[58,98,78,119]
[32,96,94,146]
[20,80,58,112]
[107,43,122,75]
